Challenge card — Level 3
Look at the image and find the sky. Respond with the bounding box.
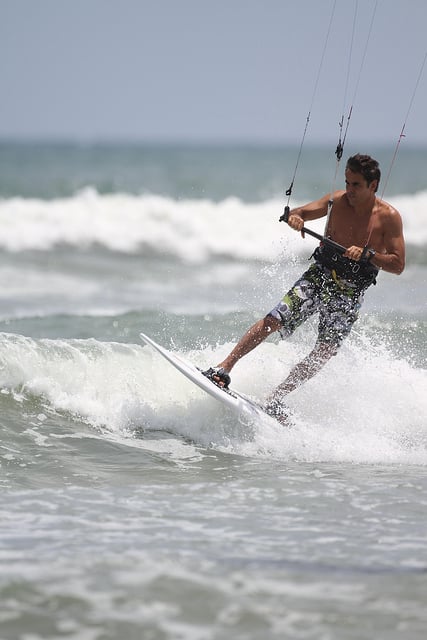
[1,0,427,146]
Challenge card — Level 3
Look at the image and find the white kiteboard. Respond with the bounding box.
[140,332,268,422]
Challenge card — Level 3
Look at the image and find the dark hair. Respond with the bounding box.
[346,154,381,191]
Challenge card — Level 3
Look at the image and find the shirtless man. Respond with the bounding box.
[203,154,405,420]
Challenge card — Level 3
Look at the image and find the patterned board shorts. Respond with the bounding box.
[268,262,366,347]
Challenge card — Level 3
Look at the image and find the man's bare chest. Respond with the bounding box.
[328,208,379,248]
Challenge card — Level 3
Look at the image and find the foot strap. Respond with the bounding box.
[202,367,231,389]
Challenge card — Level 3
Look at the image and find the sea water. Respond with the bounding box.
[0,142,426,639]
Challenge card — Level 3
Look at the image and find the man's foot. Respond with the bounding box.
[202,367,231,389]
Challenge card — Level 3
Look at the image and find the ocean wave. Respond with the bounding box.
[0,188,425,261]
[1,331,426,465]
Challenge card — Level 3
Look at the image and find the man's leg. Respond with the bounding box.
[207,265,321,389]
[216,315,282,374]
[266,341,337,402]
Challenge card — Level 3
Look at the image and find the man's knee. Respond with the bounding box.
[263,314,282,334]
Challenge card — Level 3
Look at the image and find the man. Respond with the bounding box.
[203,154,405,421]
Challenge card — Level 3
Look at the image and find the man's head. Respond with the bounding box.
[346,154,381,192]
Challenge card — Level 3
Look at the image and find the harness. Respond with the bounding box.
[312,243,378,290]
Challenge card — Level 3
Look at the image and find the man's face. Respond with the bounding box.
[345,169,377,206]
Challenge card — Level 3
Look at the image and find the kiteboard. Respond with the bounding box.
[140,332,269,422]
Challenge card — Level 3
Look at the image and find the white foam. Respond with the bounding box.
[1,331,426,465]
[0,189,424,259]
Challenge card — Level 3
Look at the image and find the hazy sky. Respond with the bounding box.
[2,0,427,145]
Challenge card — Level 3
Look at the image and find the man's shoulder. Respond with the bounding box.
[377,197,401,218]
[331,190,349,207]
[375,198,404,235]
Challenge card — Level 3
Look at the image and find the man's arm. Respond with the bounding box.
[371,209,405,275]
[287,193,332,234]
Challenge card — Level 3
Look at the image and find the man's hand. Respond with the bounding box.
[287,214,305,237]
[344,245,364,261]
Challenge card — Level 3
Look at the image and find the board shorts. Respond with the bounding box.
[268,262,366,348]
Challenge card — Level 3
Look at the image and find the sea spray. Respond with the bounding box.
[1,331,426,464]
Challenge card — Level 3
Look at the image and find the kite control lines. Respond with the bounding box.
[278,2,380,261]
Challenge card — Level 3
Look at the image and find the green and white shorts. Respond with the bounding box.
[268,263,366,347]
